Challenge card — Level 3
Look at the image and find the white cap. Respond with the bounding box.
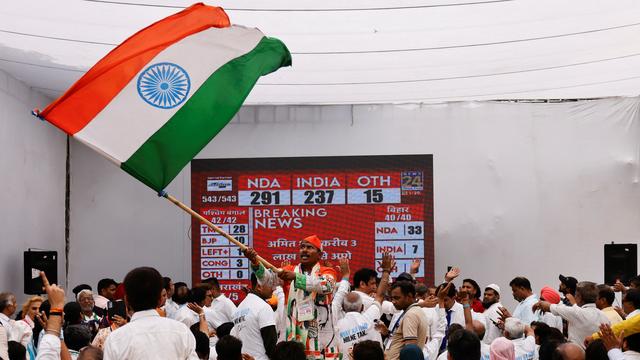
[485,283,500,295]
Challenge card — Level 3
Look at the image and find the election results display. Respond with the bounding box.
[191,155,434,302]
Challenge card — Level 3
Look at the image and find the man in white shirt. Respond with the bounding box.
[203,277,237,326]
[510,277,539,325]
[533,281,610,349]
[94,278,117,311]
[420,282,458,360]
[163,277,180,319]
[434,282,465,354]
[0,325,8,360]
[481,284,503,345]
[351,267,397,316]
[334,253,393,354]
[230,273,277,360]
[537,286,564,331]
[623,289,640,320]
[0,293,16,339]
[171,282,191,321]
[103,267,198,360]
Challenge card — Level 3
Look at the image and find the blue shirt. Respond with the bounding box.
[513,294,539,325]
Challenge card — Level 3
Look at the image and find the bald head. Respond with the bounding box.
[343,292,364,313]
[556,343,585,360]
[78,345,103,360]
[472,320,486,341]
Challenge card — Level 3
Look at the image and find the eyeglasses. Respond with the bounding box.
[30,307,39,310]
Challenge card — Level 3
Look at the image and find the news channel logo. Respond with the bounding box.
[207,177,233,192]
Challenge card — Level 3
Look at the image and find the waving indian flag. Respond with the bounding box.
[36,3,291,193]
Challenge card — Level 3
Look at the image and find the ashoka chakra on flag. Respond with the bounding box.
[137,62,191,109]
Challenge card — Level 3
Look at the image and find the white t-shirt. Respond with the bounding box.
[207,294,237,326]
[174,305,219,333]
[174,306,198,328]
[482,302,504,345]
[230,293,276,360]
[336,303,382,354]
[164,299,180,320]
[512,336,536,360]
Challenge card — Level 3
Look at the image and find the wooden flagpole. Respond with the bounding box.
[163,193,279,271]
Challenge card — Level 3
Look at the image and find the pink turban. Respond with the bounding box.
[490,337,515,360]
[540,286,561,304]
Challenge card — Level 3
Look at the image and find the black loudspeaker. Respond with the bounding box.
[24,251,58,295]
[604,244,637,285]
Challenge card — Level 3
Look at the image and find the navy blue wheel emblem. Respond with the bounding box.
[137,62,191,109]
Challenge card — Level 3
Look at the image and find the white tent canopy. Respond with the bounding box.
[2,0,640,104]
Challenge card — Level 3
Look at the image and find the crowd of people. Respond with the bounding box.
[1,234,640,360]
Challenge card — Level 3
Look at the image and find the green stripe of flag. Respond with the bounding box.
[121,36,291,191]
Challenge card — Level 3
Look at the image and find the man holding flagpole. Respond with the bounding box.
[244,235,339,360]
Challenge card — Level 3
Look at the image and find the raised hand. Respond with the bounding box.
[409,259,421,275]
[187,302,204,315]
[419,296,439,308]
[437,282,453,301]
[339,258,351,279]
[373,252,395,303]
[532,301,551,313]
[35,311,48,328]
[41,271,65,309]
[613,280,626,293]
[40,271,65,337]
[445,267,460,282]
[497,306,512,322]
[599,323,623,351]
[380,252,396,273]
